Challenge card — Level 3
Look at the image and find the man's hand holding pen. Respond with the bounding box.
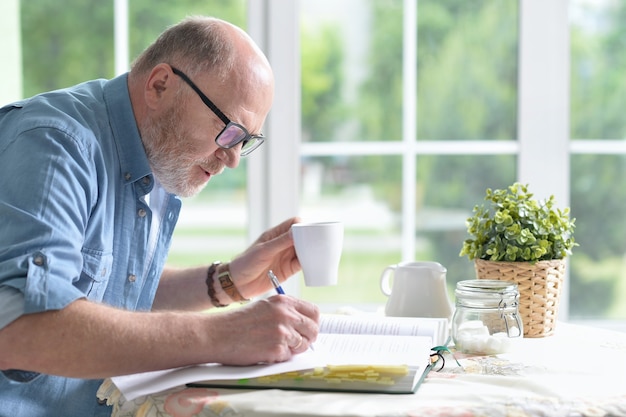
[268,270,315,351]
[206,292,319,365]
[201,217,318,365]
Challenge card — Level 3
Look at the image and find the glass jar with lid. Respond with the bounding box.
[451,279,523,354]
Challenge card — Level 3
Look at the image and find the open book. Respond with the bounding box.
[111,314,449,400]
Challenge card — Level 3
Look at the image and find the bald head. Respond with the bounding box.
[131,16,272,84]
[127,15,274,148]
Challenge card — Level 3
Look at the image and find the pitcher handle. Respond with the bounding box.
[380,265,397,296]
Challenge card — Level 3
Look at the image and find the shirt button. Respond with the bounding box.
[124,172,132,181]
[128,274,137,282]
[142,176,151,185]
[33,255,45,266]
[138,208,147,217]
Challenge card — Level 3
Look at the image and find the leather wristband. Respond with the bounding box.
[206,261,249,307]
[206,261,228,307]
[216,263,249,303]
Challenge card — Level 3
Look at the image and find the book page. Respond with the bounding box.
[111,351,321,401]
[315,333,433,366]
[112,332,433,401]
[319,314,448,344]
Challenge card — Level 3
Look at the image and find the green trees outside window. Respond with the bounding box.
[17,0,626,320]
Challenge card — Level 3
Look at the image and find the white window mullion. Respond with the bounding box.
[517,0,570,319]
[402,0,418,262]
[301,140,518,156]
[517,0,570,205]
[1,0,22,103]
[114,0,129,75]
[246,1,270,242]
[249,0,301,295]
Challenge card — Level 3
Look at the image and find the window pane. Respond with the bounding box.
[300,0,519,310]
[416,1,518,141]
[300,0,518,143]
[298,153,517,308]
[571,0,626,139]
[569,0,626,323]
[21,0,114,97]
[570,155,626,321]
[299,155,403,307]
[418,155,517,290]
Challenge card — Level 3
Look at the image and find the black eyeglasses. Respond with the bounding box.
[171,66,264,156]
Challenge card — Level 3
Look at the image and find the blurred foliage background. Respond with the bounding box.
[17,0,626,320]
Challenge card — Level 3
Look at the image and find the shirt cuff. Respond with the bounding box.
[0,286,25,330]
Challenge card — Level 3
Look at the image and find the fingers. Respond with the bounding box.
[267,295,318,353]
[291,333,304,351]
[291,302,319,353]
[262,223,297,254]
[231,217,299,278]
[209,297,318,366]
[278,216,301,232]
[272,216,301,235]
[293,299,320,341]
[255,217,300,245]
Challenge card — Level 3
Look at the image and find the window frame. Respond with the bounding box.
[7,0,608,322]
[250,0,573,316]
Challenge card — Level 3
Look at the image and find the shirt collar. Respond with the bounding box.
[103,73,153,186]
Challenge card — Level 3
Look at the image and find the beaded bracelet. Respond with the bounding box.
[206,262,227,307]
[206,261,249,307]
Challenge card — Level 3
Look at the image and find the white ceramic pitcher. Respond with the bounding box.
[380,261,453,319]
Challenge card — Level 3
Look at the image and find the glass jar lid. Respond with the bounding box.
[455,279,519,308]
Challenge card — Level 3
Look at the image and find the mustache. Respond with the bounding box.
[199,157,225,176]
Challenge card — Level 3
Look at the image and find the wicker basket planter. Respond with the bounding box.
[474,258,565,338]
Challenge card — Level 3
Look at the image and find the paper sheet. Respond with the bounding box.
[111,333,432,401]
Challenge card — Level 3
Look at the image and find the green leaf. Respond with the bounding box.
[459,182,577,262]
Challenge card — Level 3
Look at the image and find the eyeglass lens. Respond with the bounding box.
[216,123,263,156]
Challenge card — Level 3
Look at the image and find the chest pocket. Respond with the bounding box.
[77,249,113,301]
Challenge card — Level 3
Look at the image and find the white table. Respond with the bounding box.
[98,322,626,417]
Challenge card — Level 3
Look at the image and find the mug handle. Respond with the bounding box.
[380,265,397,296]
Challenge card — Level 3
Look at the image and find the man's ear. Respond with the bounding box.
[144,63,175,110]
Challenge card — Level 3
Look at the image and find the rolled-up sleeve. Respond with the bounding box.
[0,106,101,319]
[0,287,25,330]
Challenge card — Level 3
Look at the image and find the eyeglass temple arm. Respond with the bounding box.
[170,66,231,126]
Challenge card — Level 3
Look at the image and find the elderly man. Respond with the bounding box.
[0,16,319,417]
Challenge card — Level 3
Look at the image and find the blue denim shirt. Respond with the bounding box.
[0,74,181,417]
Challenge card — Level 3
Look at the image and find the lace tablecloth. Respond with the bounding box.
[98,322,626,417]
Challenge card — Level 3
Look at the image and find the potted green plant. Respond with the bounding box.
[459,182,577,337]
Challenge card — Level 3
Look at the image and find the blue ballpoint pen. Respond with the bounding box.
[267,270,285,294]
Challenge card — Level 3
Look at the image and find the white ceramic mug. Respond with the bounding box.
[380,261,453,319]
[291,221,343,286]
